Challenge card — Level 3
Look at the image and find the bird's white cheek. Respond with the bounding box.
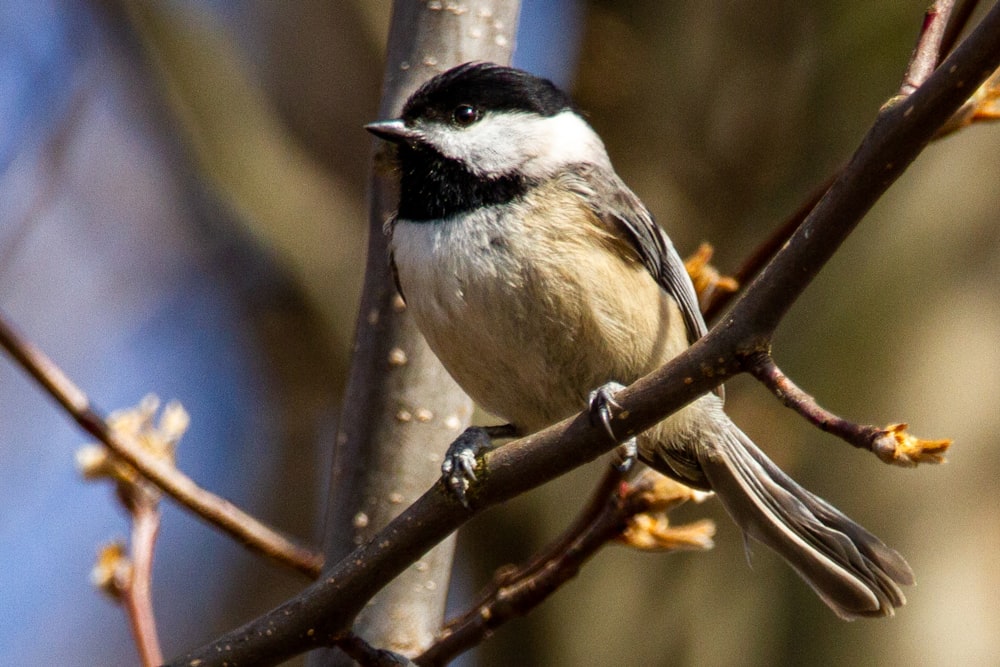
[448,130,527,175]
[414,111,610,180]
[419,113,540,176]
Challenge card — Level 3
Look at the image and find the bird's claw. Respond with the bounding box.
[589,382,627,441]
[589,382,637,472]
[613,438,638,472]
[441,426,500,508]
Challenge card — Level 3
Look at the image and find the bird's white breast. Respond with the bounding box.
[391,184,687,434]
[392,205,552,426]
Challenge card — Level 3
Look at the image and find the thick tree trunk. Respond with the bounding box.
[311,1,522,663]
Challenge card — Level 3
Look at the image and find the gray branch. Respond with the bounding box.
[310,1,521,664]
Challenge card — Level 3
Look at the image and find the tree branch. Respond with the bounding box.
[166,5,1000,664]
[417,469,626,667]
[748,353,950,466]
[123,501,164,667]
[415,469,712,667]
[900,0,956,96]
[0,314,323,578]
[83,420,167,667]
[715,3,1000,343]
[941,0,982,58]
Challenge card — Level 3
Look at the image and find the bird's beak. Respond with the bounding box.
[365,119,419,144]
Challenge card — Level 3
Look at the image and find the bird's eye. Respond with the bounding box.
[452,104,479,127]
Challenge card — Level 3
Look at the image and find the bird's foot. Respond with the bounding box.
[612,438,638,472]
[589,382,637,472]
[441,424,516,507]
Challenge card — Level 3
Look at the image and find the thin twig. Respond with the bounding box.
[748,353,884,450]
[123,499,164,667]
[0,313,324,578]
[416,469,625,666]
[900,0,956,96]
[416,468,712,667]
[748,353,950,466]
[87,477,165,665]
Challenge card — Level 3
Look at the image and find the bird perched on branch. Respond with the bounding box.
[367,62,913,620]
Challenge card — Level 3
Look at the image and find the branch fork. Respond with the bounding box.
[79,395,184,667]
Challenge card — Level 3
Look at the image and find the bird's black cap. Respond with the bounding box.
[401,62,573,123]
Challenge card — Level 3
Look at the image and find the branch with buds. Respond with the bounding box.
[79,396,189,667]
[0,317,324,578]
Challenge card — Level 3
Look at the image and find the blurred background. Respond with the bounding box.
[1,1,998,665]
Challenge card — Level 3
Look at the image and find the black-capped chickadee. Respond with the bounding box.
[366,62,913,620]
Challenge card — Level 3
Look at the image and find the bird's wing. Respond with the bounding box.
[569,166,708,345]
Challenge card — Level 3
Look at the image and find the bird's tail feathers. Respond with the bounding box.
[700,417,913,620]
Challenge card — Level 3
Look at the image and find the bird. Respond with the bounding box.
[365,61,914,620]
